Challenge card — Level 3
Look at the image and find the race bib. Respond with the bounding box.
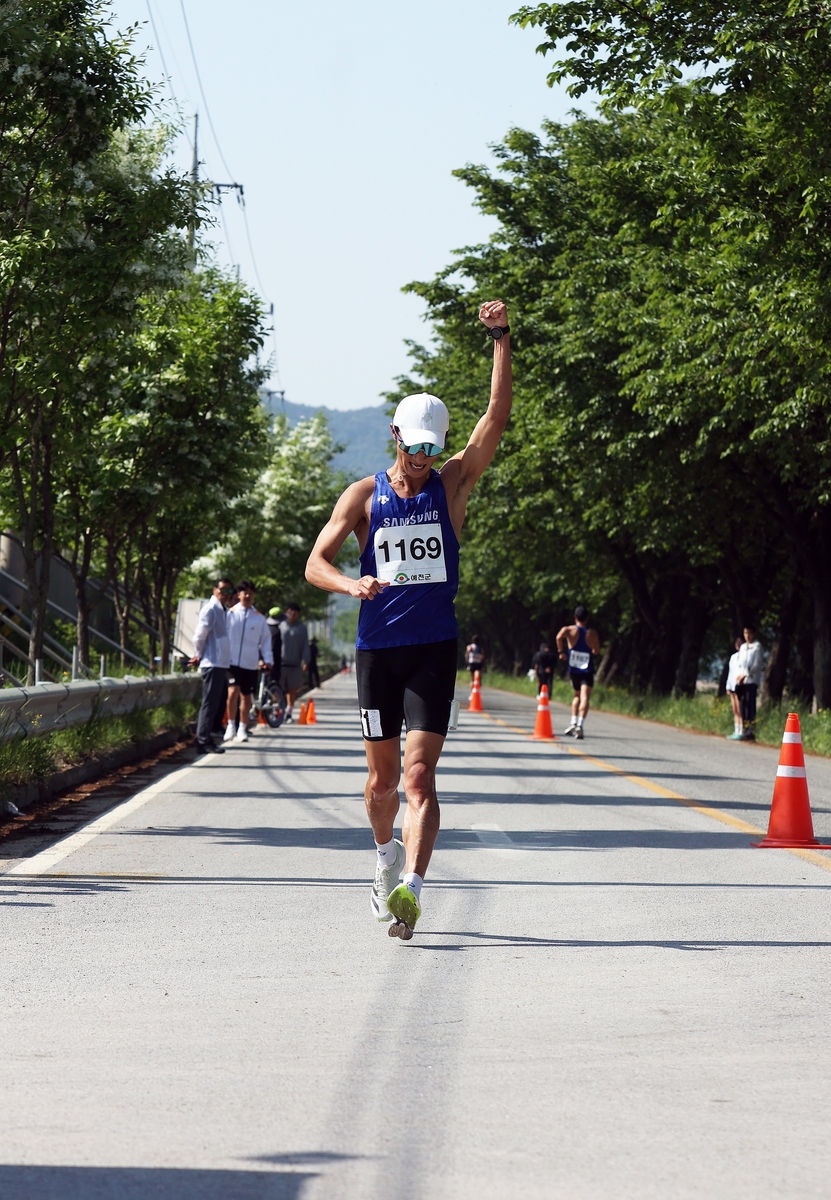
[374,523,447,585]
[569,649,591,670]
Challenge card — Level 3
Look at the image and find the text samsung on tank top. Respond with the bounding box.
[357,470,459,650]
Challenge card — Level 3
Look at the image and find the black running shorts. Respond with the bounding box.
[356,638,458,741]
[227,665,258,695]
[569,669,594,690]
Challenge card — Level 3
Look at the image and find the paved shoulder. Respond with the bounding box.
[1,673,830,1198]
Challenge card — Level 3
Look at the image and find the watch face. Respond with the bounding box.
[489,326,503,339]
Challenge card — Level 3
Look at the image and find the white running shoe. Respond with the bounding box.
[574,726,584,740]
[563,722,577,737]
[235,725,249,742]
[223,723,236,743]
[370,840,405,923]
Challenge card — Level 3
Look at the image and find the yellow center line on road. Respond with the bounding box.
[477,710,831,874]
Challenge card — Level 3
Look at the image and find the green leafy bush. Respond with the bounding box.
[0,700,198,793]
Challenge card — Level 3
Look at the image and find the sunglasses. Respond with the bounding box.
[218,587,235,594]
[392,427,443,457]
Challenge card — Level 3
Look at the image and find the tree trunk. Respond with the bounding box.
[10,437,54,683]
[595,637,619,685]
[810,510,831,710]
[761,573,800,707]
[672,592,710,698]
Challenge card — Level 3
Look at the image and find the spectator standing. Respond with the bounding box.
[465,634,485,679]
[734,624,764,742]
[279,603,310,722]
[308,637,321,690]
[725,636,744,740]
[189,578,235,754]
[224,581,273,743]
[531,642,557,696]
[267,607,283,685]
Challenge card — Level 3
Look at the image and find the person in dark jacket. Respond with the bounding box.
[531,642,556,696]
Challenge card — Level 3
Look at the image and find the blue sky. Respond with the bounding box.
[107,1,575,409]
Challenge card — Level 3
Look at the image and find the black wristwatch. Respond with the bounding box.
[486,325,510,340]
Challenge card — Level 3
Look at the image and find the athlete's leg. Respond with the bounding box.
[571,690,579,720]
[363,736,402,843]
[239,692,252,726]
[579,684,592,719]
[400,730,445,878]
[226,683,241,724]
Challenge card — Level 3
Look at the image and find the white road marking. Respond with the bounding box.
[470,823,514,848]
[2,759,204,877]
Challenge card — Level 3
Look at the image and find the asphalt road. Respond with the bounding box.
[1,673,830,1200]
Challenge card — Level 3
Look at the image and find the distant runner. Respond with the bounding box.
[556,606,601,739]
[306,300,512,939]
[465,633,485,680]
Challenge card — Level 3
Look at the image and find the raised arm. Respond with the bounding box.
[441,300,512,512]
[305,478,389,602]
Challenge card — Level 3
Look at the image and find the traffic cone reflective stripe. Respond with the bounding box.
[298,702,308,726]
[753,712,831,848]
[307,699,317,724]
[532,685,556,741]
[468,670,483,713]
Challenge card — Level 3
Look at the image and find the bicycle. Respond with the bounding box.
[253,670,286,729]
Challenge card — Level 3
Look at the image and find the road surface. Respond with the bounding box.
[1,674,830,1199]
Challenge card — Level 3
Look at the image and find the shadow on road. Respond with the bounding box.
[0,1165,314,1199]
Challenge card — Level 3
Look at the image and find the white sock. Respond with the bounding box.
[576,715,584,728]
[737,720,743,734]
[375,837,397,867]
[403,871,423,900]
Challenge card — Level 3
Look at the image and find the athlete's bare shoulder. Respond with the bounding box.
[336,475,376,521]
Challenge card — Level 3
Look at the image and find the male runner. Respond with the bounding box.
[556,605,601,739]
[306,300,511,939]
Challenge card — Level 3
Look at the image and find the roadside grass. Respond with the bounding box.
[457,670,831,758]
[0,698,199,792]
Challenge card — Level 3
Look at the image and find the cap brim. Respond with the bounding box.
[397,428,445,449]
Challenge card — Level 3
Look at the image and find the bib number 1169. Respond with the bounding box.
[373,523,447,585]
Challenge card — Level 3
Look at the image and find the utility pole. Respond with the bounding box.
[187,112,199,248]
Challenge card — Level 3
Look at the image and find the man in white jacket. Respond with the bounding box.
[189,578,235,754]
[224,580,273,743]
[735,624,764,742]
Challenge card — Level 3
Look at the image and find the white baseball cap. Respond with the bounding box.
[392,392,450,450]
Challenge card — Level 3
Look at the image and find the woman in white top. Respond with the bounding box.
[725,636,743,740]
[734,624,765,742]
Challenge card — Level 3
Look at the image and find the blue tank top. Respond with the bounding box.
[356,469,459,650]
[568,625,593,674]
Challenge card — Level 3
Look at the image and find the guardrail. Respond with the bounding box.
[0,673,202,743]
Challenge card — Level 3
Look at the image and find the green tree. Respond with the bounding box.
[186,413,353,619]
[0,3,198,678]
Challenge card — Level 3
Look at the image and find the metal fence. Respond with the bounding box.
[0,673,202,744]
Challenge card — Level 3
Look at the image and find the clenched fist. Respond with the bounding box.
[478,300,508,329]
[349,575,390,601]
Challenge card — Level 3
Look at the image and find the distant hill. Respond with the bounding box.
[262,394,392,480]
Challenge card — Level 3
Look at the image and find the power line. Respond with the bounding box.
[179,0,235,180]
[145,0,175,102]
[175,0,280,385]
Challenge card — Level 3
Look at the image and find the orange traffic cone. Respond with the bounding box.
[753,713,831,848]
[532,685,555,740]
[468,670,483,713]
[298,702,308,726]
[257,706,268,726]
[307,698,317,724]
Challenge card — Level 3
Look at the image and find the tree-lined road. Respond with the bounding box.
[2,674,830,1199]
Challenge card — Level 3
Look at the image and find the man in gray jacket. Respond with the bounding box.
[189,578,234,753]
[279,603,310,722]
